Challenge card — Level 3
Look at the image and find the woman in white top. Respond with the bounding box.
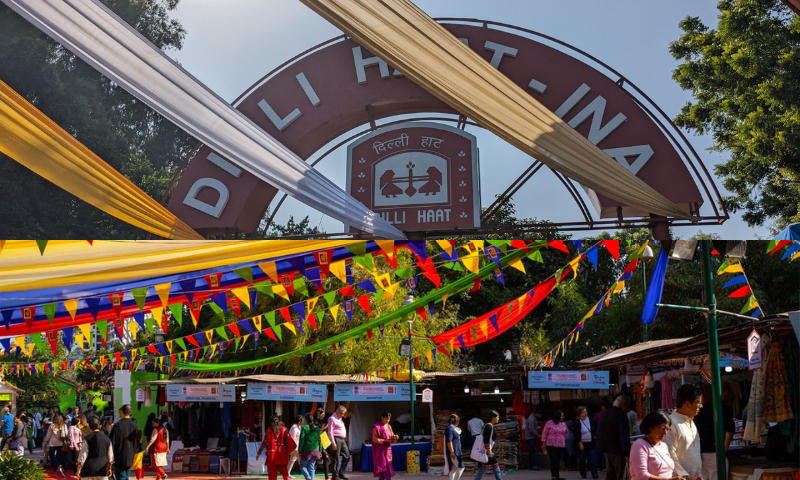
[43,413,69,477]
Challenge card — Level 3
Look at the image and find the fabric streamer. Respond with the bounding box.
[0,80,202,240]
[298,0,692,220]
[1,0,403,239]
[641,247,669,324]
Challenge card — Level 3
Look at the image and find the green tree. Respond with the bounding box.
[669,0,800,229]
[0,0,193,238]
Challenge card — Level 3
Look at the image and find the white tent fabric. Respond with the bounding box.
[1,0,404,240]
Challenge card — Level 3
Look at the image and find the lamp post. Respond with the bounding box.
[639,244,654,414]
[400,295,418,456]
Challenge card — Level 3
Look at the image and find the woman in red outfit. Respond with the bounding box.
[144,417,170,480]
[257,415,292,480]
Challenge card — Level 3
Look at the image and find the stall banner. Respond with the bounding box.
[246,383,326,401]
[747,330,762,371]
[166,384,236,402]
[528,370,609,390]
[334,383,411,401]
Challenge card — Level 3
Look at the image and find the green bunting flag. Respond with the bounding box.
[254,282,274,297]
[322,291,337,308]
[487,240,509,252]
[353,254,375,273]
[131,287,149,311]
[234,266,254,284]
[294,277,309,297]
[175,338,187,352]
[96,320,108,341]
[168,303,184,327]
[394,267,414,279]
[216,327,229,341]
[208,302,226,322]
[42,303,57,323]
[145,316,154,334]
[527,250,544,263]
[345,242,367,257]
[31,333,48,356]
[35,240,48,255]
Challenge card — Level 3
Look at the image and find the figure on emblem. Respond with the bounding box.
[419,166,442,196]
[380,170,403,198]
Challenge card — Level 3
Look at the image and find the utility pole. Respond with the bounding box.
[408,315,415,456]
[701,240,726,480]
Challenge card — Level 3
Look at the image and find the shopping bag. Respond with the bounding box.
[470,434,488,463]
[246,441,266,475]
[320,432,331,450]
[131,451,144,470]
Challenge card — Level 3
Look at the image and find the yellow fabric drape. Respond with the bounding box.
[300,0,692,220]
[0,240,360,292]
[0,80,203,240]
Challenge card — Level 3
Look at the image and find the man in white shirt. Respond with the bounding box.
[665,383,704,479]
[287,415,304,479]
[328,405,351,480]
[467,416,484,450]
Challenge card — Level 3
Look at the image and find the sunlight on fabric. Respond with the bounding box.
[0,80,203,240]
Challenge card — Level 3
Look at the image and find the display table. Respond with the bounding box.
[361,442,432,472]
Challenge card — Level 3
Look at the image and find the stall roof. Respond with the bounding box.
[577,314,793,370]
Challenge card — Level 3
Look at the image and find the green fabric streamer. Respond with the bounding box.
[175,245,530,372]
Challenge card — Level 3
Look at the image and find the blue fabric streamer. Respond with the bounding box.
[642,248,669,325]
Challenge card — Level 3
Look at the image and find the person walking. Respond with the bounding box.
[1,407,14,450]
[328,405,351,480]
[473,410,503,480]
[525,409,542,471]
[371,411,398,480]
[256,415,291,480]
[467,415,484,451]
[665,384,703,480]
[597,396,633,480]
[542,410,569,480]
[68,416,84,476]
[298,413,322,480]
[315,408,332,480]
[629,411,678,480]
[6,412,27,457]
[76,415,114,480]
[288,415,304,478]
[696,385,734,480]
[444,414,465,480]
[144,417,170,480]
[43,413,69,477]
[571,407,599,479]
[109,405,142,480]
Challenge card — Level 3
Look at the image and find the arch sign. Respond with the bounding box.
[168,22,702,234]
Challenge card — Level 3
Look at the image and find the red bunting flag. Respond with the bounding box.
[228,323,241,338]
[602,240,620,260]
[511,240,530,253]
[108,292,124,317]
[728,285,752,298]
[340,285,355,297]
[470,278,482,292]
[357,295,371,315]
[308,313,318,330]
[280,307,292,324]
[415,256,441,288]
[415,307,428,322]
[313,249,336,278]
[367,329,373,342]
[228,296,242,318]
[263,328,277,342]
[204,273,222,289]
[280,273,296,297]
[547,240,569,253]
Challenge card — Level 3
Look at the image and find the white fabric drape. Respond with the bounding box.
[299,0,693,220]
[1,0,404,239]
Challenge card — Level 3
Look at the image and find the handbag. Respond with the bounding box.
[469,434,488,464]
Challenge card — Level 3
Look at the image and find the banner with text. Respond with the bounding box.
[527,370,609,390]
[166,384,236,402]
[246,383,327,402]
[334,383,412,401]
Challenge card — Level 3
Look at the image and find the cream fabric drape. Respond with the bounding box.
[299,0,693,220]
[0,80,203,240]
[1,0,404,239]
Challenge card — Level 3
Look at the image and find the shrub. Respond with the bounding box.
[0,454,47,480]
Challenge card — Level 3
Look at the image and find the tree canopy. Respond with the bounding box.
[670,0,800,230]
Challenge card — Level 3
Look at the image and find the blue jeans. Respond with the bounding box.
[578,442,598,477]
[474,460,502,480]
[300,458,317,480]
[526,439,538,469]
[115,465,131,480]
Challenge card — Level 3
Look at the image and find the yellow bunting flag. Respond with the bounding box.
[155,283,172,308]
[165,340,173,354]
[442,293,448,309]
[272,284,290,302]
[150,306,164,323]
[330,305,340,321]
[284,322,297,335]
[613,281,625,294]
[127,322,138,342]
[204,329,214,345]
[435,240,455,256]
[253,316,262,332]
[26,342,36,357]
[231,286,251,309]
[307,297,318,312]
[13,336,25,352]
[330,260,348,283]
[382,282,400,300]
[425,350,433,365]
[568,256,582,279]
[375,273,392,291]
[63,299,79,320]
[258,261,279,283]
[508,257,526,273]
[719,264,744,275]
[479,321,489,339]
[79,323,93,347]
[375,240,395,259]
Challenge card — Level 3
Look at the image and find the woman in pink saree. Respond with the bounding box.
[372,411,399,480]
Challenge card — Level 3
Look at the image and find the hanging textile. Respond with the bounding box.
[744,334,769,443]
[0,80,202,240]
[763,338,794,423]
[297,0,692,220]
[0,0,403,239]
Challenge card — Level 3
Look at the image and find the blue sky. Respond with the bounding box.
[167,0,767,239]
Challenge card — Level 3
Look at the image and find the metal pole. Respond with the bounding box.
[701,240,726,480]
[409,318,415,456]
[641,260,651,414]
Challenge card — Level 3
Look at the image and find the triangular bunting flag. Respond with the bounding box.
[231,286,251,310]
[155,282,172,309]
[233,266,254,284]
[357,295,371,315]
